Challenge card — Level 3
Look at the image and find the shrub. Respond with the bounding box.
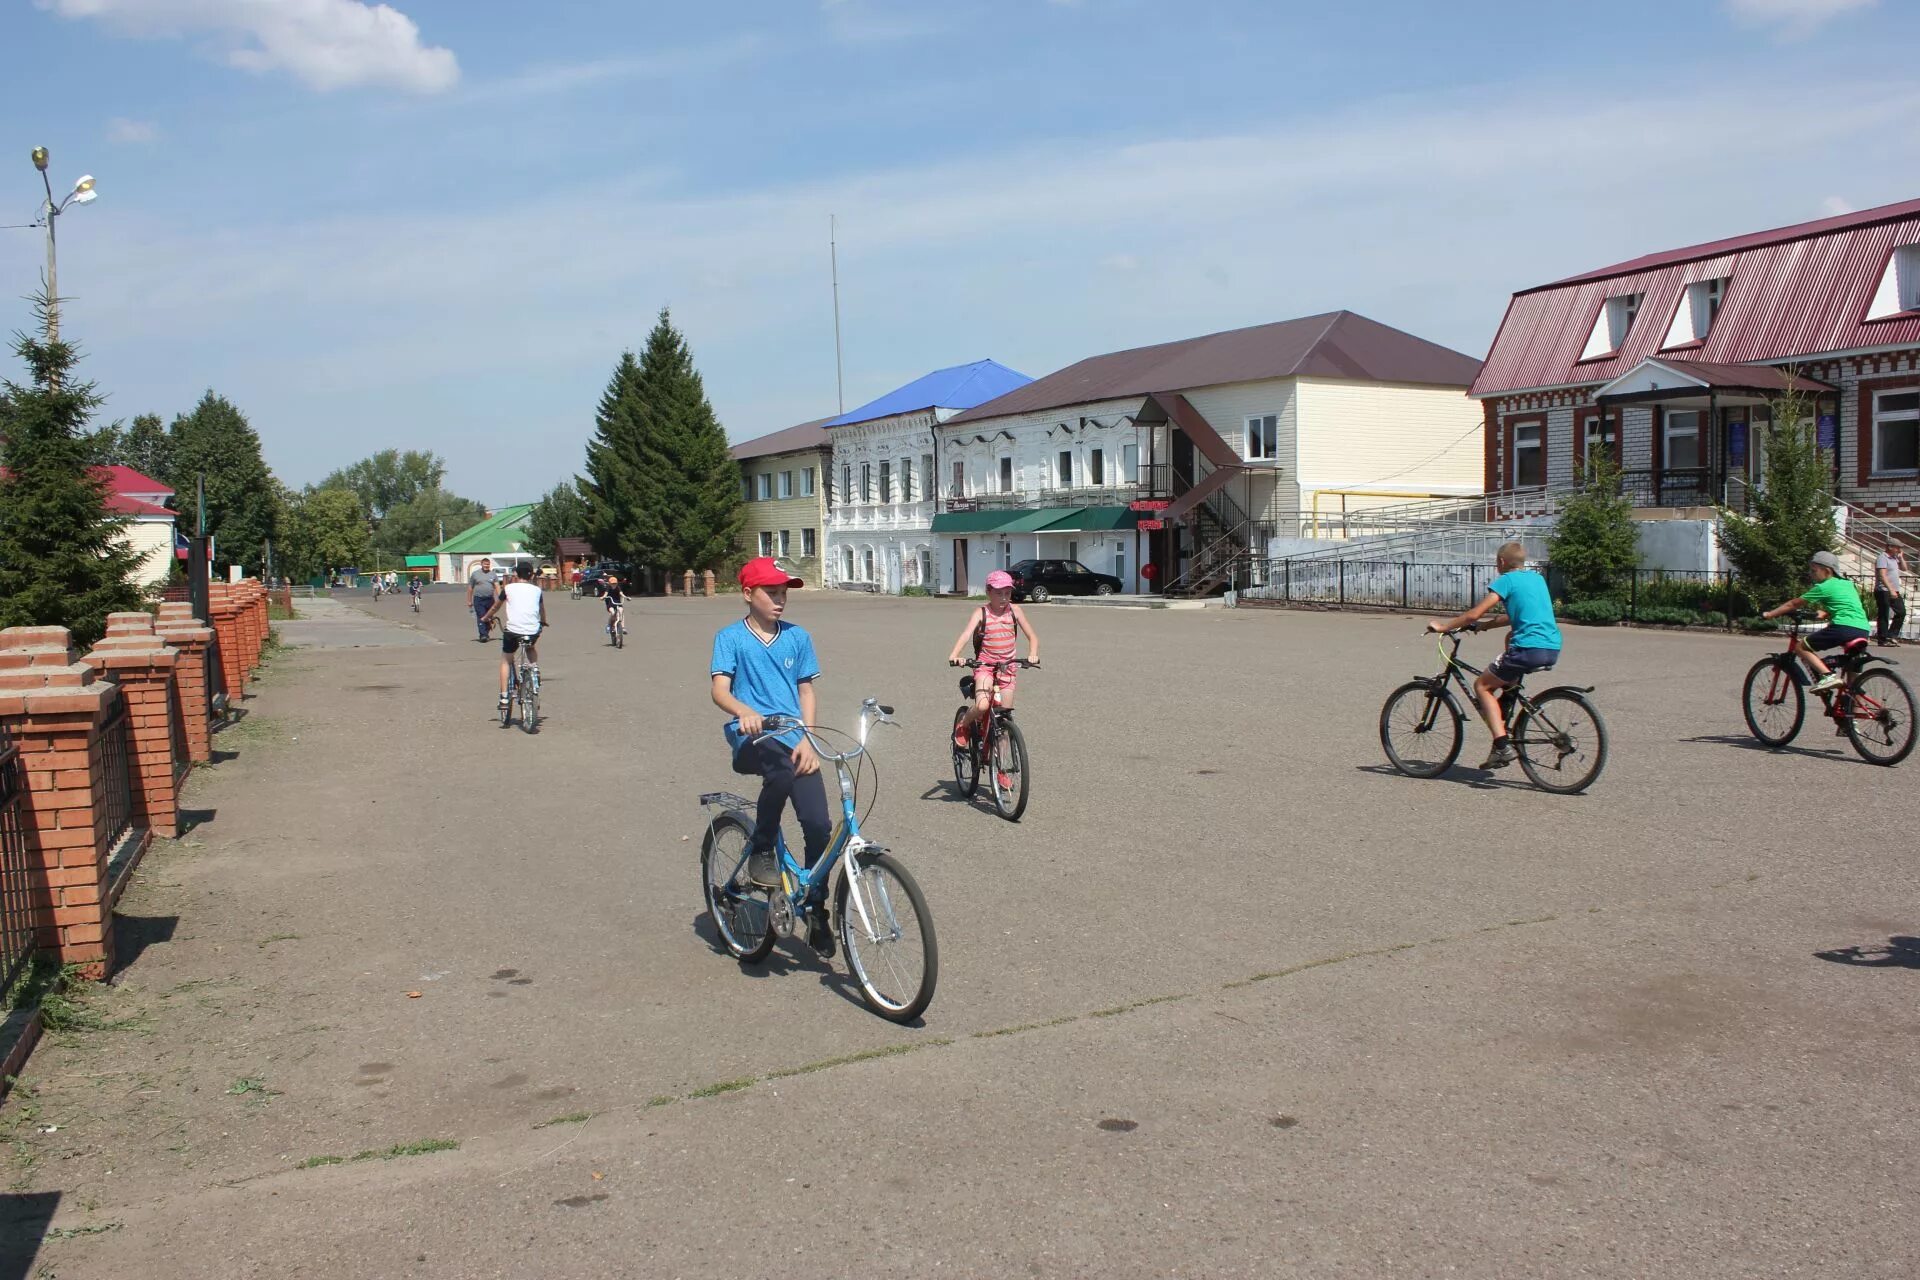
[1717,382,1838,601]
[1698,610,1729,629]
[1738,615,1779,632]
[1563,597,1624,625]
[1633,605,1697,627]
[1548,452,1638,601]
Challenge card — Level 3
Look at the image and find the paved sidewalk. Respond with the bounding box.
[5,591,1917,1277]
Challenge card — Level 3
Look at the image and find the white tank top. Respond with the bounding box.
[502,581,542,635]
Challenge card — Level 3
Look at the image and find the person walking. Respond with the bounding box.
[1875,543,1908,646]
[467,556,498,642]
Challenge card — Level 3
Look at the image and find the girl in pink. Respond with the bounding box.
[947,570,1041,747]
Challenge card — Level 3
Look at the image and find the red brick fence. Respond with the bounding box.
[0,580,271,1086]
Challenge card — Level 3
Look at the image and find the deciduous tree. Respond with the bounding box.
[167,391,280,575]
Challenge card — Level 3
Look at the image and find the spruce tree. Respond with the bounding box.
[1547,450,1639,602]
[167,391,280,575]
[580,350,651,566]
[1718,384,1838,601]
[0,302,143,645]
[630,309,745,572]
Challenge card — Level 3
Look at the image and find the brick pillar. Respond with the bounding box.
[0,627,122,978]
[87,614,183,840]
[702,570,716,596]
[232,582,258,677]
[683,570,696,595]
[248,580,269,665]
[209,584,247,700]
[154,604,215,763]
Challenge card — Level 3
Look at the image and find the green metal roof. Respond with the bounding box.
[1038,506,1140,532]
[428,504,535,555]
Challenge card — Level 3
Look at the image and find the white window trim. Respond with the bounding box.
[1662,278,1726,349]
[1579,293,1643,361]
[1088,447,1105,487]
[801,467,816,496]
[1871,387,1920,476]
[756,473,772,500]
[1663,411,1703,471]
[757,531,774,556]
[1056,450,1073,488]
[802,528,817,558]
[1866,245,1920,321]
[778,470,793,499]
[1510,420,1545,489]
[1245,414,1278,461]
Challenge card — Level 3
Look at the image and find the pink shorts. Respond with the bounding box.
[972,658,1017,698]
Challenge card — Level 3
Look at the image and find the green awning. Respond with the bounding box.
[1038,506,1140,533]
[404,555,438,568]
[931,506,1142,535]
[930,510,1021,533]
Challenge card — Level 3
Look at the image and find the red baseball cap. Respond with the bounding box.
[739,557,804,589]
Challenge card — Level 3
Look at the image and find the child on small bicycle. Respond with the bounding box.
[1761,550,1871,692]
[1427,541,1561,771]
[603,574,626,638]
[710,557,830,908]
[947,569,1040,749]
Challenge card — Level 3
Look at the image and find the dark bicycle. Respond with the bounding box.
[1742,612,1915,765]
[949,659,1036,821]
[1380,627,1607,793]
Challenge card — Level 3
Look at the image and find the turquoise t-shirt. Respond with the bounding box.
[710,619,820,751]
[1490,569,1562,651]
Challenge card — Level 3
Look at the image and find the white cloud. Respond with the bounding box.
[472,35,769,104]
[105,117,159,144]
[37,0,458,94]
[1725,0,1878,40]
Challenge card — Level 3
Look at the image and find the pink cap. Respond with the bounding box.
[985,570,1014,589]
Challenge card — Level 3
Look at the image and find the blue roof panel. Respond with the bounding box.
[825,359,1033,428]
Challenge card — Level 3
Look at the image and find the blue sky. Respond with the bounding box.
[4,0,1918,504]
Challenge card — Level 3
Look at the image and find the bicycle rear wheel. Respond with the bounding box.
[702,814,775,962]
[1742,657,1804,747]
[989,717,1030,821]
[1512,688,1607,794]
[836,851,936,1022]
[950,707,978,798]
[521,659,540,733]
[1844,668,1917,766]
[1379,681,1463,778]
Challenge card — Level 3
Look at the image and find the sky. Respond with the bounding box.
[3,0,1918,506]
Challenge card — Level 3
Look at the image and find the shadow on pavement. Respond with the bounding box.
[1351,763,1528,792]
[687,914,868,1013]
[1814,935,1920,969]
[1679,732,1850,763]
[112,913,179,971]
[177,807,215,836]
[0,1190,60,1280]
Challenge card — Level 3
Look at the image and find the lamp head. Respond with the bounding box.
[31,147,49,172]
[71,175,94,196]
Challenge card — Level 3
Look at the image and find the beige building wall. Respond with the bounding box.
[122,518,176,590]
[738,450,828,582]
[1294,379,1483,527]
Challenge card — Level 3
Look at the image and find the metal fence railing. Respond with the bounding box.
[98,696,135,855]
[0,726,36,997]
[169,670,191,785]
[206,636,229,723]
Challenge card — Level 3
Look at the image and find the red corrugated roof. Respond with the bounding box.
[949,311,1482,425]
[1475,197,1920,397]
[104,493,174,517]
[97,464,173,497]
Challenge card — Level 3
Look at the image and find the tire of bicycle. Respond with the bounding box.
[1378,681,1464,778]
[702,814,776,963]
[1843,667,1918,766]
[1511,688,1608,794]
[520,661,539,734]
[835,850,937,1023]
[989,717,1030,822]
[1741,657,1804,748]
[950,706,979,798]
[614,620,624,650]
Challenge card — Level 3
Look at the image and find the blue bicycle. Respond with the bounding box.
[700,699,938,1023]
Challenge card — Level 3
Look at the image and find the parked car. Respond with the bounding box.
[578,563,643,596]
[1007,559,1123,602]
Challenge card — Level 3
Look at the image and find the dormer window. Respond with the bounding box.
[1866,244,1920,321]
[1578,292,1644,360]
[1662,277,1727,349]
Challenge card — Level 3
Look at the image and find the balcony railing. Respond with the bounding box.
[943,479,1154,513]
[1619,467,1713,509]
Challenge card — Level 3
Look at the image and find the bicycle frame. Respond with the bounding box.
[1762,617,1896,723]
[1420,632,1591,734]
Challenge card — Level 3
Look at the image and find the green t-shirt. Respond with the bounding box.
[1803,576,1870,630]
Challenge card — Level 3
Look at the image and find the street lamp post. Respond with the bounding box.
[30,146,98,344]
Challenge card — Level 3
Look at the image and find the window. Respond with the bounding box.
[860,463,872,503]
[918,546,932,586]
[861,547,875,581]
[921,454,934,499]
[1246,415,1278,461]
[1873,390,1920,474]
[1057,451,1074,488]
[742,475,754,502]
[1581,412,1617,466]
[951,459,965,496]
[900,457,914,503]
[1867,245,1920,320]
[776,530,790,559]
[801,467,816,496]
[1114,545,1127,584]
[802,528,817,558]
[999,456,1014,493]
[1663,277,1728,348]
[1579,292,1644,360]
[841,546,854,580]
[778,470,793,499]
[841,465,851,505]
[1066,540,1079,563]
[1511,420,1545,489]
[758,531,774,556]
[1123,443,1140,483]
[1088,449,1105,486]
[756,473,772,500]
[880,461,893,504]
[1663,410,1703,471]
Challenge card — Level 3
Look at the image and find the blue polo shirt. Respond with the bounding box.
[711,618,820,751]
[1490,569,1562,651]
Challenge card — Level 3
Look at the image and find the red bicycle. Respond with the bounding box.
[949,659,1036,821]
[1742,612,1916,765]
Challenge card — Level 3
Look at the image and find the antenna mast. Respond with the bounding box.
[830,214,845,415]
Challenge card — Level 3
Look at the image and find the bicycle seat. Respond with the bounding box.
[1842,637,1871,655]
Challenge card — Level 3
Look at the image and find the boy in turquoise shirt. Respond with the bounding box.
[1762,550,1872,692]
[1428,541,1563,770]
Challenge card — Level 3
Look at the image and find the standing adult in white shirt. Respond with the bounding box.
[484,562,548,710]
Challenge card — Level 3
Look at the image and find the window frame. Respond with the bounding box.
[1245,414,1279,461]
[860,462,872,503]
[757,530,774,556]
[841,465,852,506]
[1870,387,1920,477]
[756,473,773,500]
[900,457,914,503]
[950,459,966,497]
[1577,292,1644,362]
[1122,442,1140,483]
[879,460,893,504]
[1662,409,1704,472]
[777,529,791,558]
[1088,448,1105,487]
[999,456,1014,493]
[778,470,793,499]
[801,467,816,497]
[802,528,817,558]
[741,475,754,502]
[1507,414,1546,490]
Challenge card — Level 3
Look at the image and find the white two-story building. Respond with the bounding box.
[822,359,1032,592]
[937,312,1485,594]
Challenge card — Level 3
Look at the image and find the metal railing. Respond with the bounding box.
[206,636,229,722]
[169,670,191,785]
[1618,467,1712,508]
[99,696,135,854]
[0,726,35,997]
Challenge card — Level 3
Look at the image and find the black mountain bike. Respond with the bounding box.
[949,659,1036,821]
[1742,612,1916,765]
[1380,627,1607,793]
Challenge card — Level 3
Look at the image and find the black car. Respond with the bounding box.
[577,564,639,597]
[1008,559,1123,602]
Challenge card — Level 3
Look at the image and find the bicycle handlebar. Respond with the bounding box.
[735,698,898,759]
[949,658,1039,669]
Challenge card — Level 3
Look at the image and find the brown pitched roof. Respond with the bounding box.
[947,311,1481,425]
[730,417,831,461]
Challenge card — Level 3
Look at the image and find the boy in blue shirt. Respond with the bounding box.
[1427,541,1563,770]
[710,557,828,898]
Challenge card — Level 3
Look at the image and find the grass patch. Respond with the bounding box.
[295,1154,344,1169]
[1087,993,1189,1019]
[533,1111,591,1129]
[298,1138,459,1170]
[972,1014,1080,1039]
[644,1095,675,1109]
[686,1077,755,1100]
[763,1039,949,1080]
[267,601,298,622]
[43,1221,121,1240]
[226,1077,278,1097]
[257,933,301,948]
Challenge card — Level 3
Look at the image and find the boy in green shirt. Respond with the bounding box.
[1761,550,1872,691]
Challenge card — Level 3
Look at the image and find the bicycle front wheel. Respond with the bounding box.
[989,718,1030,821]
[836,851,937,1023]
[950,707,979,798]
[521,664,539,733]
[1379,681,1463,778]
[1742,657,1804,747]
[703,814,776,962]
[1512,688,1607,794]
[1845,667,1917,766]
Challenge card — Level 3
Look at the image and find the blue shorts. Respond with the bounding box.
[1806,625,1869,653]
[1488,647,1559,684]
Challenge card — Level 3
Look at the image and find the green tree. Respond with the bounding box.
[580,349,650,566]
[371,487,488,558]
[99,411,174,481]
[281,487,370,581]
[320,449,445,525]
[524,480,590,560]
[167,391,280,575]
[1547,449,1640,601]
[631,310,744,570]
[1718,384,1838,601]
[0,302,143,645]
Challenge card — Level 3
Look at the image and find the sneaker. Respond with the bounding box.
[807,912,836,957]
[744,849,779,889]
[1810,672,1843,692]
[953,725,972,750]
[497,693,510,708]
[1479,742,1516,770]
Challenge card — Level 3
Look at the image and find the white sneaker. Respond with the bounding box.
[1810,671,1843,692]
